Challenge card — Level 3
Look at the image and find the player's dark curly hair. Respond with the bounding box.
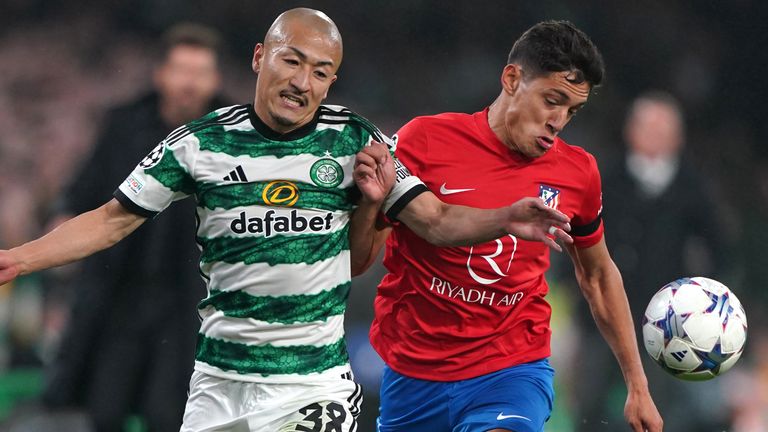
[507,20,604,88]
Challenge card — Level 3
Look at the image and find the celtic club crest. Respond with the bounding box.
[310,158,343,188]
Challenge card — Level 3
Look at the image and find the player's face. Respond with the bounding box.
[252,23,340,134]
[496,68,590,158]
[154,45,221,122]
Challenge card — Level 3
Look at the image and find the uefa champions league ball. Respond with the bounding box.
[641,277,747,381]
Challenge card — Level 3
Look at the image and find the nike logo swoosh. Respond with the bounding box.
[496,413,532,421]
[439,183,475,195]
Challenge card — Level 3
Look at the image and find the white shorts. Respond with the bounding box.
[180,371,362,432]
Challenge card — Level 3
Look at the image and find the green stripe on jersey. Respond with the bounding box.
[198,182,357,212]
[199,227,349,265]
[196,125,367,159]
[196,334,348,376]
[199,281,350,323]
[144,147,196,194]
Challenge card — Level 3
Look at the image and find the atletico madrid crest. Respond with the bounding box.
[539,185,560,209]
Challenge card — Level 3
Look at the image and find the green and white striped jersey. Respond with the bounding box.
[115,104,424,383]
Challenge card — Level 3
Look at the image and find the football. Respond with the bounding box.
[641,277,748,381]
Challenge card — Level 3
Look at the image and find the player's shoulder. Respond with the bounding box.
[189,104,252,130]
[399,111,474,138]
[554,137,598,168]
[164,104,251,147]
[318,104,371,125]
[412,111,473,126]
[319,104,387,142]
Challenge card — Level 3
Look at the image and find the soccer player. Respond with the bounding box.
[0,9,572,432]
[368,21,664,432]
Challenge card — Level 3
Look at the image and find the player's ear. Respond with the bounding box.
[252,43,264,74]
[501,64,522,95]
[322,75,338,99]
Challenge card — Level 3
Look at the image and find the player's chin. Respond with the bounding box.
[530,147,550,158]
[520,145,547,159]
[270,111,303,130]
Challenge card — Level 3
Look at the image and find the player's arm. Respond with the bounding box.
[349,142,395,276]
[396,193,573,250]
[566,238,663,432]
[348,166,574,273]
[0,199,146,284]
[384,117,571,250]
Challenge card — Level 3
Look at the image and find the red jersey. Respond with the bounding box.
[370,108,604,381]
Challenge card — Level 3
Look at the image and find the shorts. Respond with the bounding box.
[378,359,554,432]
[181,371,363,432]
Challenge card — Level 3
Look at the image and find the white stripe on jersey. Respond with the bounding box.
[198,310,345,348]
[222,120,256,133]
[202,251,351,296]
[319,105,351,114]
[315,122,346,132]
[194,151,357,188]
[319,114,354,122]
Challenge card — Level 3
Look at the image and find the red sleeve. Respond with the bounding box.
[571,152,604,248]
[392,118,428,178]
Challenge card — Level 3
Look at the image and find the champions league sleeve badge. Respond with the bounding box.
[539,184,561,210]
[139,142,166,169]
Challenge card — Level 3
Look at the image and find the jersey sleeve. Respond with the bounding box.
[114,128,197,218]
[571,152,604,248]
[381,118,429,220]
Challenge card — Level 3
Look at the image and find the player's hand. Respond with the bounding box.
[504,197,573,252]
[0,250,21,286]
[624,387,663,432]
[353,141,395,205]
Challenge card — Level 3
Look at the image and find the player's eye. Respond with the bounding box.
[284,58,299,66]
[315,70,328,79]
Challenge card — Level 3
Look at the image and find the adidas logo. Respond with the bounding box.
[670,350,688,362]
[224,165,248,182]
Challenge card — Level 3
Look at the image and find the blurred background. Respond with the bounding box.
[0,0,767,431]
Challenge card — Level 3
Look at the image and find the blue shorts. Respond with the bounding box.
[377,359,554,432]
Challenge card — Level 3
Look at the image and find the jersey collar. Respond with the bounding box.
[247,104,320,141]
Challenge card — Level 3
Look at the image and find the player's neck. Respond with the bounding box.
[487,97,517,152]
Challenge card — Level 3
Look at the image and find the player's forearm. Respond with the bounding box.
[417,204,509,247]
[579,262,649,390]
[348,199,385,276]
[11,200,144,276]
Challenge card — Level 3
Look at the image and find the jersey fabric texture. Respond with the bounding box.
[377,359,554,432]
[370,108,604,381]
[115,104,422,383]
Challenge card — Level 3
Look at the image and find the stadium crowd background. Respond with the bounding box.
[0,1,766,430]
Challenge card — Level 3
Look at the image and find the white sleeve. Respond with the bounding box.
[367,133,428,219]
[115,131,197,217]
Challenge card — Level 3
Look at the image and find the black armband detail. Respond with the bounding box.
[113,189,159,218]
[571,213,602,237]
[385,184,430,221]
